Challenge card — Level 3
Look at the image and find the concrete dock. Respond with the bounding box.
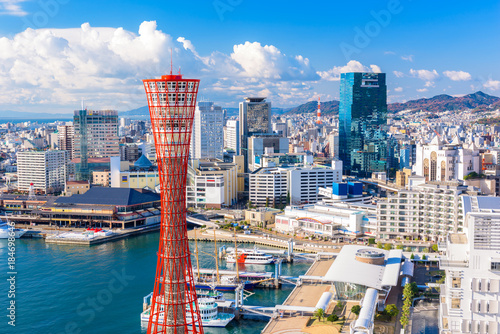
[262,258,336,334]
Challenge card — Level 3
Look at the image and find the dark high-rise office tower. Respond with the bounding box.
[339,72,388,177]
[239,97,272,171]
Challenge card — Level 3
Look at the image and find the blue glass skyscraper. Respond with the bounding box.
[339,72,388,177]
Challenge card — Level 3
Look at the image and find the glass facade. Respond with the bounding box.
[339,72,388,177]
[333,281,368,301]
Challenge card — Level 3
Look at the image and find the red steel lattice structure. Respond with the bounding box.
[143,72,203,334]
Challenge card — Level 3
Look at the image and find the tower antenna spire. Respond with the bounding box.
[316,96,322,124]
[170,48,173,75]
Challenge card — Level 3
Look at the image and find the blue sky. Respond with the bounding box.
[0,0,499,113]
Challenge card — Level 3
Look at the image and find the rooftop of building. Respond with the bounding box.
[462,195,500,215]
[449,233,468,244]
[246,207,281,213]
[55,187,160,206]
[66,181,90,185]
[322,245,403,290]
[244,97,266,102]
[70,157,111,164]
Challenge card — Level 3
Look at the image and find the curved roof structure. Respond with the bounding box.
[322,245,402,290]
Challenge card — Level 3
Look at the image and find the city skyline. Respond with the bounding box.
[0,0,498,114]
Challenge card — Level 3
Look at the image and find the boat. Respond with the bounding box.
[0,221,27,239]
[226,246,274,264]
[196,289,225,301]
[141,297,234,328]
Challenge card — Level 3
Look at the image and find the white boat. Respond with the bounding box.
[0,222,26,239]
[141,297,234,328]
[226,246,274,264]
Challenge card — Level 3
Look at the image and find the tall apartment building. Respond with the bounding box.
[57,125,74,160]
[239,97,272,170]
[17,150,67,194]
[339,72,388,177]
[376,181,467,242]
[225,119,240,154]
[249,167,288,207]
[190,101,224,160]
[73,109,119,180]
[289,165,342,205]
[439,196,500,334]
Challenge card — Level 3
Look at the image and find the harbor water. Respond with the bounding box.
[0,231,310,334]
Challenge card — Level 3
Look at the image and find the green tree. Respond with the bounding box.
[336,300,343,309]
[377,241,383,249]
[265,197,269,207]
[385,304,399,317]
[314,308,324,322]
[396,245,404,250]
[368,238,376,245]
[247,200,253,209]
[351,305,361,316]
[327,314,339,322]
[422,254,427,260]
[410,253,415,260]
[431,244,439,252]
[384,243,393,251]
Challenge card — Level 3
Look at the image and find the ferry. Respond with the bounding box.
[226,246,274,265]
[141,297,234,328]
[0,221,27,239]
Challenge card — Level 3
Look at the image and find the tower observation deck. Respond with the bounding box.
[143,72,203,334]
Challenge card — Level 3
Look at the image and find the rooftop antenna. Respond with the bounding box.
[178,66,181,75]
[81,98,84,111]
[170,48,173,75]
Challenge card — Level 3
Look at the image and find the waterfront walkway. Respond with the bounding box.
[262,258,335,334]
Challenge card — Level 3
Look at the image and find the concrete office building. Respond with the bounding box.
[225,119,240,154]
[73,109,119,180]
[190,101,224,160]
[187,159,239,208]
[249,167,288,207]
[439,196,500,334]
[248,135,289,171]
[289,163,342,205]
[17,150,67,194]
[57,125,74,160]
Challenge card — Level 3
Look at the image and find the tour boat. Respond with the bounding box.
[0,221,26,239]
[226,246,274,265]
[141,297,234,328]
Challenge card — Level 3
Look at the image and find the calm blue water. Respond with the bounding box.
[0,232,310,334]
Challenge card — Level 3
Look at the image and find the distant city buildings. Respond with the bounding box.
[57,124,74,160]
[224,119,240,154]
[339,72,388,177]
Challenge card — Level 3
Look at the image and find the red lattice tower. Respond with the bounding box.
[143,71,203,334]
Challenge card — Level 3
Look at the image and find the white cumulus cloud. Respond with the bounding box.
[410,69,439,81]
[0,22,322,111]
[394,87,403,92]
[417,88,428,92]
[443,70,471,81]
[317,60,382,81]
[483,79,500,91]
[401,55,414,62]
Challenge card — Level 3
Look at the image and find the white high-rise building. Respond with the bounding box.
[376,181,467,242]
[17,150,67,194]
[225,119,240,154]
[249,167,288,207]
[289,165,342,205]
[190,102,224,160]
[439,196,500,334]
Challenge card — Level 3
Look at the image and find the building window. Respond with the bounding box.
[491,262,500,271]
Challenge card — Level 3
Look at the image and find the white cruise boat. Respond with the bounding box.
[141,297,234,328]
[0,222,27,239]
[226,246,274,264]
